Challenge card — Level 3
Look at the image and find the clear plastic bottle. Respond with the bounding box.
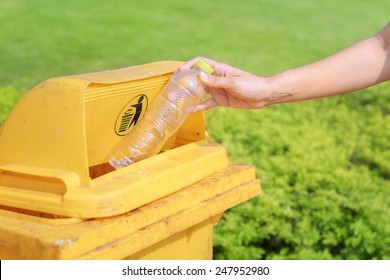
[107,60,214,169]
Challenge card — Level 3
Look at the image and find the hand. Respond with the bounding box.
[177,57,276,111]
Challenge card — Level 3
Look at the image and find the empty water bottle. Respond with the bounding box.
[108,60,214,169]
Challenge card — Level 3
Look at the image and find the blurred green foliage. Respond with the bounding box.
[0,0,389,259]
[211,85,390,259]
[0,87,23,124]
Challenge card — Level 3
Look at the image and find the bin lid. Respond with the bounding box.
[0,61,229,218]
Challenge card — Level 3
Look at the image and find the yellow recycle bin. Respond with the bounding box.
[0,61,260,259]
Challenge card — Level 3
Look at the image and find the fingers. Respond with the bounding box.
[177,57,217,72]
[199,72,232,90]
[193,97,218,112]
[177,57,236,77]
[178,58,233,90]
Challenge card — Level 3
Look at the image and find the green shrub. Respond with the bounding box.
[0,86,24,125]
[210,84,390,259]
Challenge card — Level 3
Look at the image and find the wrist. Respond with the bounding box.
[266,71,295,105]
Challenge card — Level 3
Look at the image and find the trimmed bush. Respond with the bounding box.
[210,85,390,259]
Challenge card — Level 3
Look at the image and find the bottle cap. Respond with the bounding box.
[195,60,214,75]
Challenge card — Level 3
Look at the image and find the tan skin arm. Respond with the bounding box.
[178,22,390,111]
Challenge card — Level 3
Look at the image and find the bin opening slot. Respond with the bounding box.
[88,149,170,179]
[89,162,115,179]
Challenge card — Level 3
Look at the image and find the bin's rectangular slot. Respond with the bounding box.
[89,163,115,179]
[0,164,80,195]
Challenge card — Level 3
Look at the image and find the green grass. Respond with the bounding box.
[1,0,389,259]
[1,0,388,87]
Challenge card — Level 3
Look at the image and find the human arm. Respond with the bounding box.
[178,22,390,111]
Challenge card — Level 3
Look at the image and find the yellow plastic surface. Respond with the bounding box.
[0,61,261,260]
[0,163,260,260]
[0,61,224,218]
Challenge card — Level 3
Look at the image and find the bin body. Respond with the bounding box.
[0,62,260,259]
[0,164,259,259]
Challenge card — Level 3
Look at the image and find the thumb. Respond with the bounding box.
[200,72,231,89]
